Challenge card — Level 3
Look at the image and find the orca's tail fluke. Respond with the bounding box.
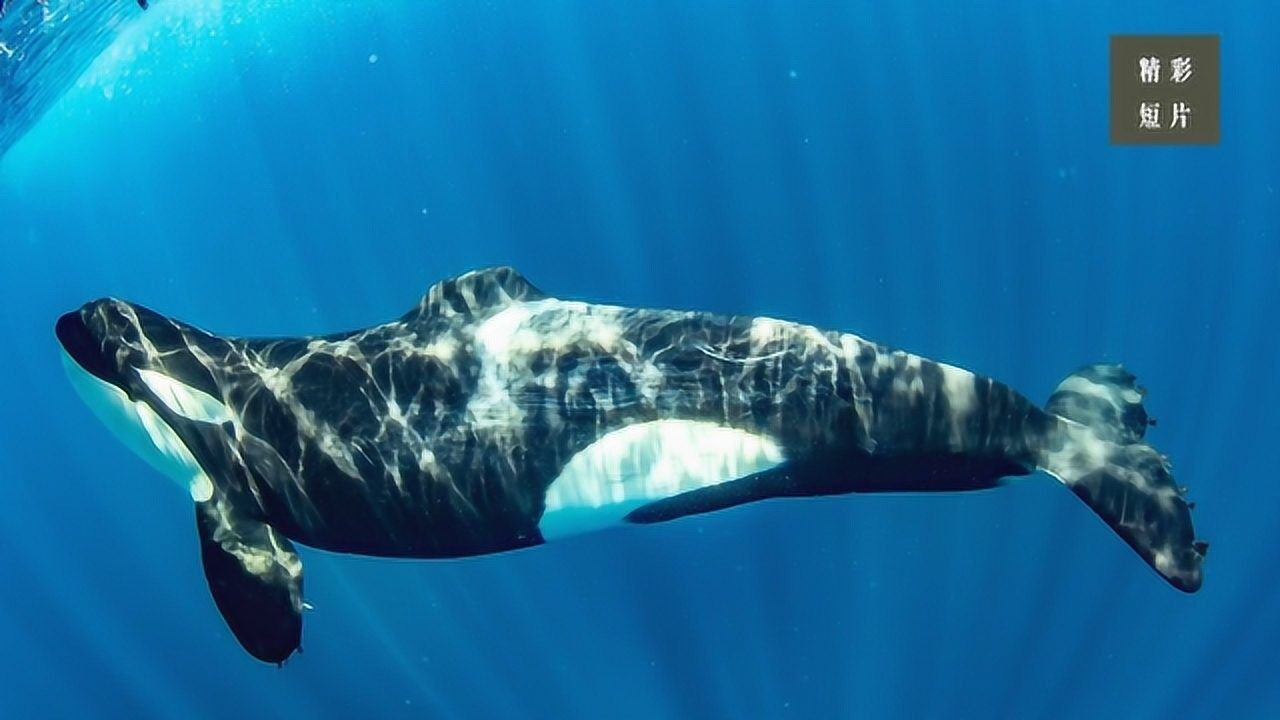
[1036,364,1206,592]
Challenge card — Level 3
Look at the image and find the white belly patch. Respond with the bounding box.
[539,419,786,539]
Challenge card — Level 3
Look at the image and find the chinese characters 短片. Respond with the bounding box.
[1138,100,1192,131]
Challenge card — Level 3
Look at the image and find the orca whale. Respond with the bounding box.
[55,267,1206,664]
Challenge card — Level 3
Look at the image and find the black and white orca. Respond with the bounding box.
[55,267,1206,664]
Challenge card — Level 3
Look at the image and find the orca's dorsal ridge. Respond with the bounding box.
[402,266,548,323]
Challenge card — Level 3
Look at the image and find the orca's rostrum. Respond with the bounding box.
[55,267,1206,663]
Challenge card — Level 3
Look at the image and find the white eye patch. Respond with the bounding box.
[62,352,221,502]
[137,367,233,424]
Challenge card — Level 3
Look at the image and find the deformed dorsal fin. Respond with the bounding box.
[401,266,547,323]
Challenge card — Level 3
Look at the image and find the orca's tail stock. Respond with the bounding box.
[1036,364,1206,592]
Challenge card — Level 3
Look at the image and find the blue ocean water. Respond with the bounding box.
[1,0,1277,717]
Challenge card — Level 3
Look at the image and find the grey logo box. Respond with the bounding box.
[1111,35,1219,145]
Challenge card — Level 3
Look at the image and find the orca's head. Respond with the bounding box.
[56,299,232,502]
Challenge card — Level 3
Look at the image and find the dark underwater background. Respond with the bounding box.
[1,1,1277,717]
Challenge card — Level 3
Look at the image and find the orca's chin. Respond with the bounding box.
[58,341,216,503]
[56,310,117,386]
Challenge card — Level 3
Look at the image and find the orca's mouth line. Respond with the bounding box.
[55,310,121,389]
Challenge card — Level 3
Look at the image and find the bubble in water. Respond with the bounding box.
[368,53,379,64]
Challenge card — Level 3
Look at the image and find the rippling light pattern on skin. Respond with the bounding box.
[54,267,1206,663]
[61,349,216,501]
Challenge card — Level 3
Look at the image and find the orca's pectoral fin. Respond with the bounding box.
[196,501,304,664]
